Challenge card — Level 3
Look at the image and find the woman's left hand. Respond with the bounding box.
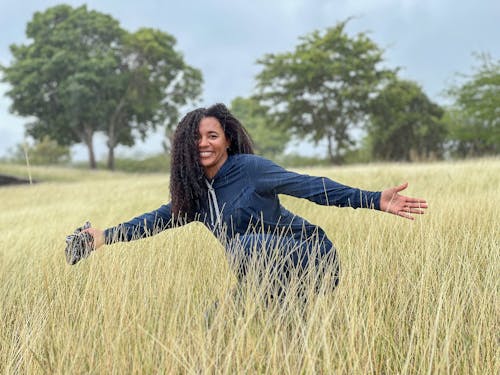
[380,182,428,220]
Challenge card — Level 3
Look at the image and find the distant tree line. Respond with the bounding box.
[1,6,498,169]
[251,21,498,163]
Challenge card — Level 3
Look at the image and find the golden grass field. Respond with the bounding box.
[0,159,498,374]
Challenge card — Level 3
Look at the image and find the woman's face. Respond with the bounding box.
[198,116,230,178]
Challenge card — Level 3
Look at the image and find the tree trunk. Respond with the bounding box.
[82,125,96,169]
[87,144,97,169]
[107,143,115,171]
[106,121,117,171]
[107,98,125,171]
[327,132,343,165]
[326,134,335,164]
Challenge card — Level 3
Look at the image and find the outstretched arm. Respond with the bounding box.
[380,182,428,220]
[251,155,381,209]
[82,203,174,250]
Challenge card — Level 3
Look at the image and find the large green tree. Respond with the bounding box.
[1,5,121,168]
[103,28,202,170]
[367,79,446,161]
[230,96,290,158]
[255,20,394,164]
[1,5,202,169]
[445,53,500,157]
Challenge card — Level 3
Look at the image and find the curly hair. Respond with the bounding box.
[170,103,254,221]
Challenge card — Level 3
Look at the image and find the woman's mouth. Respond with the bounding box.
[199,151,213,158]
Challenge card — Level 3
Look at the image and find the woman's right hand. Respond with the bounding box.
[82,228,105,249]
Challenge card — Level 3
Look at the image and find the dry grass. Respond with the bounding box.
[0,159,498,374]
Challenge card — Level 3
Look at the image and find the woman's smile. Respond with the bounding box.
[199,150,214,158]
[198,116,230,178]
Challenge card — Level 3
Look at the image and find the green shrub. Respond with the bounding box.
[8,136,71,165]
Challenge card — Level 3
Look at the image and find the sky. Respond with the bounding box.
[0,0,499,160]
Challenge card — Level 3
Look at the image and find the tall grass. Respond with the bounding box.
[0,159,498,374]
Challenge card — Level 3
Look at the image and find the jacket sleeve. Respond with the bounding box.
[250,156,381,210]
[103,203,174,244]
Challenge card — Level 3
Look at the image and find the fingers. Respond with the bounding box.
[397,209,417,220]
[393,195,428,210]
[396,205,426,219]
[81,228,95,237]
[404,197,427,204]
[81,228,105,249]
[406,208,426,214]
[405,201,428,209]
[397,211,415,220]
[395,196,425,203]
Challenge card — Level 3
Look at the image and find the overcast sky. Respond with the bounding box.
[1,0,499,159]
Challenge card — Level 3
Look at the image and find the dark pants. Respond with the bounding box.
[225,233,340,301]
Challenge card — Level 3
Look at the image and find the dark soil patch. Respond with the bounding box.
[0,174,37,186]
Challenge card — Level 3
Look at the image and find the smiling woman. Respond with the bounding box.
[72,103,427,301]
[197,117,231,179]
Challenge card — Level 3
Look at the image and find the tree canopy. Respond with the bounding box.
[367,79,446,161]
[1,5,202,169]
[230,97,290,158]
[445,53,500,157]
[255,19,394,164]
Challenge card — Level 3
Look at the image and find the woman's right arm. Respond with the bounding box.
[85,203,173,249]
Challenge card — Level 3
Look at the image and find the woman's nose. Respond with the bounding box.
[198,137,208,147]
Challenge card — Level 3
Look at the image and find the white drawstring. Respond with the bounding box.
[205,179,221,227]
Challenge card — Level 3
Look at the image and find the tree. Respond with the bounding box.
[255,19,394,164]
[1,5,202,170]
[1,5,123,168]
[102,28,202,170]
[367,79,446,161]
[445,53,500,157]
[230,96,290,158]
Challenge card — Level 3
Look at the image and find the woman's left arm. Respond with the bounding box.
[251,156,380,209]
[251,156,427,218]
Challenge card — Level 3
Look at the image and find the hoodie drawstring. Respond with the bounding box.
[205,179,221,227]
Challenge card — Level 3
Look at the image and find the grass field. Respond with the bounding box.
[0,159,498,374]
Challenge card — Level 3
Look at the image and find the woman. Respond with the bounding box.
[82,103,427,297]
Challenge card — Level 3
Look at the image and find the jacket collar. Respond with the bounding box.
[205,154,234,182]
